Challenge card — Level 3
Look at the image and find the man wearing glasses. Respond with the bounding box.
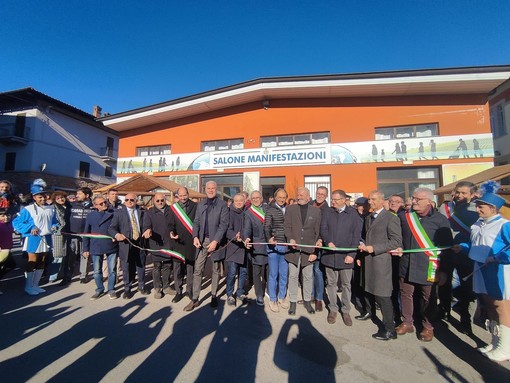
[109,193,149,299]
[83,196,118,300]
[394,188,453,342]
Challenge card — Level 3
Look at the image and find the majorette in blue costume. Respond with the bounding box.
[12,179,58,295]
[458,180,510,362]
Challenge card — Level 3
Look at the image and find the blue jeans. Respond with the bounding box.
[312,253,324,301]
[267,245,288,301]
[226,261,247,298]
[92,253,117,293]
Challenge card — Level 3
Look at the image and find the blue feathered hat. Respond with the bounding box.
[476,180,506,209]
[30,178,47,196]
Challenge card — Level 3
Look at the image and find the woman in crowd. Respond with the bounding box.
[49,191,70,282]
[12,179,57,295]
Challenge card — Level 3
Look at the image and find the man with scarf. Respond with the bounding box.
[169,187,197,301]
[184,181,228,311]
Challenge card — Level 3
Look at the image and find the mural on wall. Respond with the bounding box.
[442,163,494,185]
[117,133,493,174]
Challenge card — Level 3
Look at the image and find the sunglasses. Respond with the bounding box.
[155,199,165,203]
[95,201,106,206]
[125,199,135,202]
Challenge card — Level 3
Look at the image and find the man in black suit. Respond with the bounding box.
[109,193,149,299]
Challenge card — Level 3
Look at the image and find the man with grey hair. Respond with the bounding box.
[184,181,229,311]
[284,187,322,315]
[394,187,453,342]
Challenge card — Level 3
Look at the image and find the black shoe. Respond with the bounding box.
[138,288,150,296]
[90,291,105,301]
[355,312,371,321]
[122,291,132,300]
[59,278,70,287]
[172,293,184,303]
[288,302,297,316]
[303,301,316,314]
[210,296,218,308]
[80,278,88,284]
[372,330,397,340]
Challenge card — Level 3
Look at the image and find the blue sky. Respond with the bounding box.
[2,1,510,115]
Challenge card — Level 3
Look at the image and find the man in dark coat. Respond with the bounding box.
[284,187,321,316]
[395,187,453,342]
[311,186,329,312]
[143,193,180,301]
[169,187,197,299]
[244,190,268,307]
[321,189,363,326]
[83,196,119,300]
[108,193,149,299]
[184,181,229,311]
[359,190,402,340]
[225,193,247,306]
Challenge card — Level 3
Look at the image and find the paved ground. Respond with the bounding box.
[1,252,509,383]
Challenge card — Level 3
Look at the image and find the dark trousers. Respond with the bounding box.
[365,293,395,332]
[400,277,434,330]
[170,259,183,294]
[120,244,146,291]
[438,258,475,320]
[185,260,194,297]
[153,260,172,291]
[253,263,267,299]
[352,263,367,314]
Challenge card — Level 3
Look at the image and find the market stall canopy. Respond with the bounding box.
[94,173,206,198]
[434,164,510,197]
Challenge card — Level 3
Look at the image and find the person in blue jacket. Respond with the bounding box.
[13,179,57,295]
[83,196,119,300]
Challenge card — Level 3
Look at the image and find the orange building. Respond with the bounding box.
[101,66,510,201]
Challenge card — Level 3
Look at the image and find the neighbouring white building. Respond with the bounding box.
[0,88,118,193]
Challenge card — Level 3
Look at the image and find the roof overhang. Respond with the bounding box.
[101,66,510,132]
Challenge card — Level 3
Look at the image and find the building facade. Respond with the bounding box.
[102,66,510,201]
[0,88,118,193]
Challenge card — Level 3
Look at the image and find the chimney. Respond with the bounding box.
[93,105,102,118]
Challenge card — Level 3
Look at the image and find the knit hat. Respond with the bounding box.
[476,180,506,210]
[30,178,47,196]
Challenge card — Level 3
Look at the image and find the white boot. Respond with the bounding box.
[32,269,46,293]
[24,272,39,296]
[478,320,499,354]
[486,324,510,362]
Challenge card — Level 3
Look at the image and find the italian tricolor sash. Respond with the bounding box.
[405,211,440,282]
[170,203,193,235]
[444,202,471,235]
[249,205,265,223]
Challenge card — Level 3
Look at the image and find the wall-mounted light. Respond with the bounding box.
[262,100,270,110]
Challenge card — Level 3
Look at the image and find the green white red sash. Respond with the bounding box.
[171,203,193,235]
[249,205,265,223]
[444,202,471,235]
[405,211,440,282]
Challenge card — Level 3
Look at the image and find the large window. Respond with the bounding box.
[377,167,439,200]
[375,123,438,141]
[261,132,329,148]
[79,161,90,178]
[491,103,507,138]
[202,139,244,152]
[4,152,16,171]
[137,145,171,156]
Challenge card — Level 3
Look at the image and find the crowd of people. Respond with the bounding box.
[0,177,509,362]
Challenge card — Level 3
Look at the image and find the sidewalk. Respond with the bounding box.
[0,253,509,383]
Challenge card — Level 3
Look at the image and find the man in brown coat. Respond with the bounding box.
[284,187,322,315]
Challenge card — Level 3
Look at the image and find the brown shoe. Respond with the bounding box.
[341,312,353,326]
[327,311,337,324]
[183,299,199,312]
[396,323,415,335]
[315,300,324,312]
[419,328,434,342]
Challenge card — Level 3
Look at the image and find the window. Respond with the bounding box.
[136,145,171,156]
[201,139,244,152]
[261,132,330,148]
[104,166,113,178]
[377,167,440,200]
[375,123,438,141]
[5,152,16,171]
[79,161,90,178]
[491,103,507,138]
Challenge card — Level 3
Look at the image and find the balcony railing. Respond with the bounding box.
[99,147,118,162]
